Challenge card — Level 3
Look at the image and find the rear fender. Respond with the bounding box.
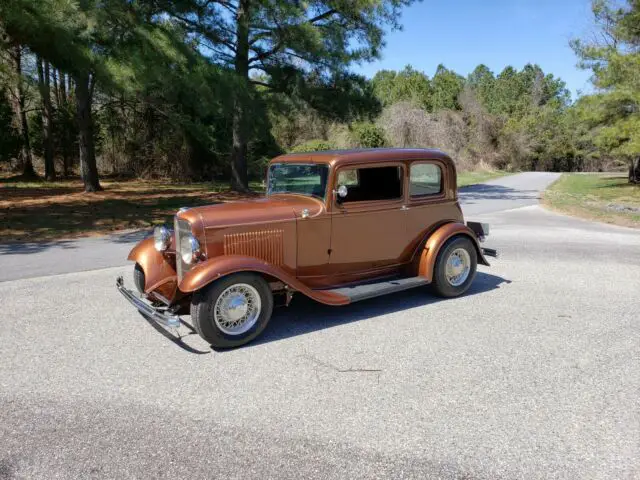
[418,223,489,282]
[178,255,350,306]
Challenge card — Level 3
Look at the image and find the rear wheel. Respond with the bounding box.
[133,263,145,294]
[191,273,274,349]
[431,236,477,298]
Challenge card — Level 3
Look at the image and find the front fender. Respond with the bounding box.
[178,255,350,306]
[418,223,489,282]
[127,236,178,293]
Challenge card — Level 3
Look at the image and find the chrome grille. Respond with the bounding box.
[174,217,192,280]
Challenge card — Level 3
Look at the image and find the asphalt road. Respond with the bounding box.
[1,172,639,479]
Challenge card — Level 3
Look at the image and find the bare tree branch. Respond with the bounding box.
[308,9,336,24]
[248,41,283,65]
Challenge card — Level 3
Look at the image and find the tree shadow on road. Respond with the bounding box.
[109,229,152,244]
[0,239,79,255]
[459,184,539,203]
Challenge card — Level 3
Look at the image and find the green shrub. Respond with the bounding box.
[289,139,336,153]
[351,122,386,148]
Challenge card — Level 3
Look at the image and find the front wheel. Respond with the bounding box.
[191,273,274,349]
[431,236,478,298]
[133,263,145,294]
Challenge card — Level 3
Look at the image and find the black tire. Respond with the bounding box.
[191,272,274,349]
[133,263,145,294]
[431,236,477,298]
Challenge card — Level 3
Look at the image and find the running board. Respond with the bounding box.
[322,276,429,303]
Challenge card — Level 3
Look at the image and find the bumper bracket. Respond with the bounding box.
[116,276,181,328]
[481,247,498,258]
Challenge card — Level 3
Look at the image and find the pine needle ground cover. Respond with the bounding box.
[0,176,263,242]
[1,171,508,242]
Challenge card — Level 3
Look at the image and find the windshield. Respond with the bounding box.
[267,163,329,200]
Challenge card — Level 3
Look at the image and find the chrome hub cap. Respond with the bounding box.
[446,248,471,287]
[214,284,261,335]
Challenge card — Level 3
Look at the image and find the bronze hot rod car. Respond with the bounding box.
[117,148,497,348]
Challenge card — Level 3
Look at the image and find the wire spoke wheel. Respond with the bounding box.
[213,283,262,336]
[445,247,471,287]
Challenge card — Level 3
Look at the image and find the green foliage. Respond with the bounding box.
[289,140,336,153]
[351,122,386,148]
[277,71,381,122]
[485,64,569,117]
[372,66,432,110]
[571,0,640,162]
[430,64,464,111]
[467,65,496,106]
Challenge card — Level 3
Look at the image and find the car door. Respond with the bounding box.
[328,163,408,276]
[405,160,459,254]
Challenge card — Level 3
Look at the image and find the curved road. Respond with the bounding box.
[1,173,639,479]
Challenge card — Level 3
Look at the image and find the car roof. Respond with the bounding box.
[270,148,454,168]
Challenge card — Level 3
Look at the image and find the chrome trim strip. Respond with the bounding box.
[116,276,180,328]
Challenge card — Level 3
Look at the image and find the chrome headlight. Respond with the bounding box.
[180,234,200,264]
[153,225,171,252]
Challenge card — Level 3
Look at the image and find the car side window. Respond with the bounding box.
[338,166,403,203]
[410,163,442,197]
[337,169,359,186]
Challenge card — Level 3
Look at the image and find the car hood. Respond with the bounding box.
[177,194,324,228]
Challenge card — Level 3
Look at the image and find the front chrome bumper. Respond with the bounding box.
[116,276,181,328]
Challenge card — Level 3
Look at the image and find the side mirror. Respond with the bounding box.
[335,185,348,203]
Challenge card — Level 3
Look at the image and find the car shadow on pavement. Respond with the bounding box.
[250,271,510,349]
[139,271,509,354]
[138,313,213,354]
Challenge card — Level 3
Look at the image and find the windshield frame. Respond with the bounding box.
[266,162,330,201]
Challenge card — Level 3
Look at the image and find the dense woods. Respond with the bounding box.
[0,0,639,192]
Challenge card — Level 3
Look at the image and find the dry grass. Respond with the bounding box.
[543,174,640,228]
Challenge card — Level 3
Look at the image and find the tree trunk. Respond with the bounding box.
[8,43,36,177]
[52,68,60,107]
[37,56,56,180]
[629,157,640,184]
[75,72,101,192]
[230,0,250,192]
[59,71,70,176]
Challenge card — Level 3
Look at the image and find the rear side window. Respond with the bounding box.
[337,166,402,202]
[410,163,442,197]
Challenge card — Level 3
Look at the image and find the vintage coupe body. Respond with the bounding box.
[117,148,496,348]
